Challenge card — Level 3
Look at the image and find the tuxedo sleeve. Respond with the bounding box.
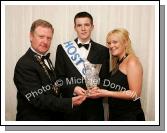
[54,45,66,80]
[14,61,72,113]
[99,48,110,88]
[55,45,76,96]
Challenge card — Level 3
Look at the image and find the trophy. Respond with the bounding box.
[84,60,102,96]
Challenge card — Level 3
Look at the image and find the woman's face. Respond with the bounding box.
[107,34,126,59]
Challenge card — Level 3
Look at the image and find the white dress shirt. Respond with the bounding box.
[77,39,91,60]
[30,46,51,69]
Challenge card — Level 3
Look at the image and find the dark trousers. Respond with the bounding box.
[64,99,104,121]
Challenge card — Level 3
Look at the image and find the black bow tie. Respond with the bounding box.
[78,43,89,50]
[41,53,50,61]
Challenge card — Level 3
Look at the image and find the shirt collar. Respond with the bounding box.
[30,46,49,56]
[77,39,91,44]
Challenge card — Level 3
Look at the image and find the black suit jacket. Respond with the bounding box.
[55,39,109,120]
[14,48,72,121]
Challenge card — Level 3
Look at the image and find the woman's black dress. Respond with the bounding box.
[107,69,145,121]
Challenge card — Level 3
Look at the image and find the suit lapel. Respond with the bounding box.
[73,39,100,63]
[27,48,56,82]
[87,41,99,64]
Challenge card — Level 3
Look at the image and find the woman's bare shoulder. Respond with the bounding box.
[127,54,143,70]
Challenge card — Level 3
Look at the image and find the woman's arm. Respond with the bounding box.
[89,56,143,101]
[126,56,143,99]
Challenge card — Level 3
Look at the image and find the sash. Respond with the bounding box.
[61,41,86,78]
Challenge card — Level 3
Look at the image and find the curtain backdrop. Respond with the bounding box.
[5,5,155,121]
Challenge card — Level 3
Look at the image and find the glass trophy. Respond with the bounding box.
[84,60,102,96]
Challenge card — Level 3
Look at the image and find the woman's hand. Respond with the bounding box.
[87,87,109,98]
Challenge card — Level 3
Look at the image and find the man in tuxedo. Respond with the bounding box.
[14,19,86,121]
[55,12,109,120]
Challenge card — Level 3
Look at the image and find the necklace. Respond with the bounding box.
[34,55,59,95]
[117,53,128,65]
[111,53,128,76]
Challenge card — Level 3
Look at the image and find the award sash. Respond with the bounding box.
[61,41,86,78]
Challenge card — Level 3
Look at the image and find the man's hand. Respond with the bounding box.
[72,95,86,106]
[74,86,86,95]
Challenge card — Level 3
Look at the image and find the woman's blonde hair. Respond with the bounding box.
[106,28,135,69]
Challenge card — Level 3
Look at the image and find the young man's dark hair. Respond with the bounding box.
[74,11,93,25]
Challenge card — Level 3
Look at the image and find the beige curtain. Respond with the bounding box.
[5,5,155,121]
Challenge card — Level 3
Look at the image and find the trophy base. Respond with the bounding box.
[85,89,92,96]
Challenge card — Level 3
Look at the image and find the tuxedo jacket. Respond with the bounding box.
[14,48,72,121]
[55,39,109,120]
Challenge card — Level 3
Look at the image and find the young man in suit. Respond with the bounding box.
[14,19,86,121]
[55,12,110,120]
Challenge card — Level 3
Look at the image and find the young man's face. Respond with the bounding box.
[30,26,53,55]
[74,17,94,43]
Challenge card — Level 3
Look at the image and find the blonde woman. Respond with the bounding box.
[90,28,145,121]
